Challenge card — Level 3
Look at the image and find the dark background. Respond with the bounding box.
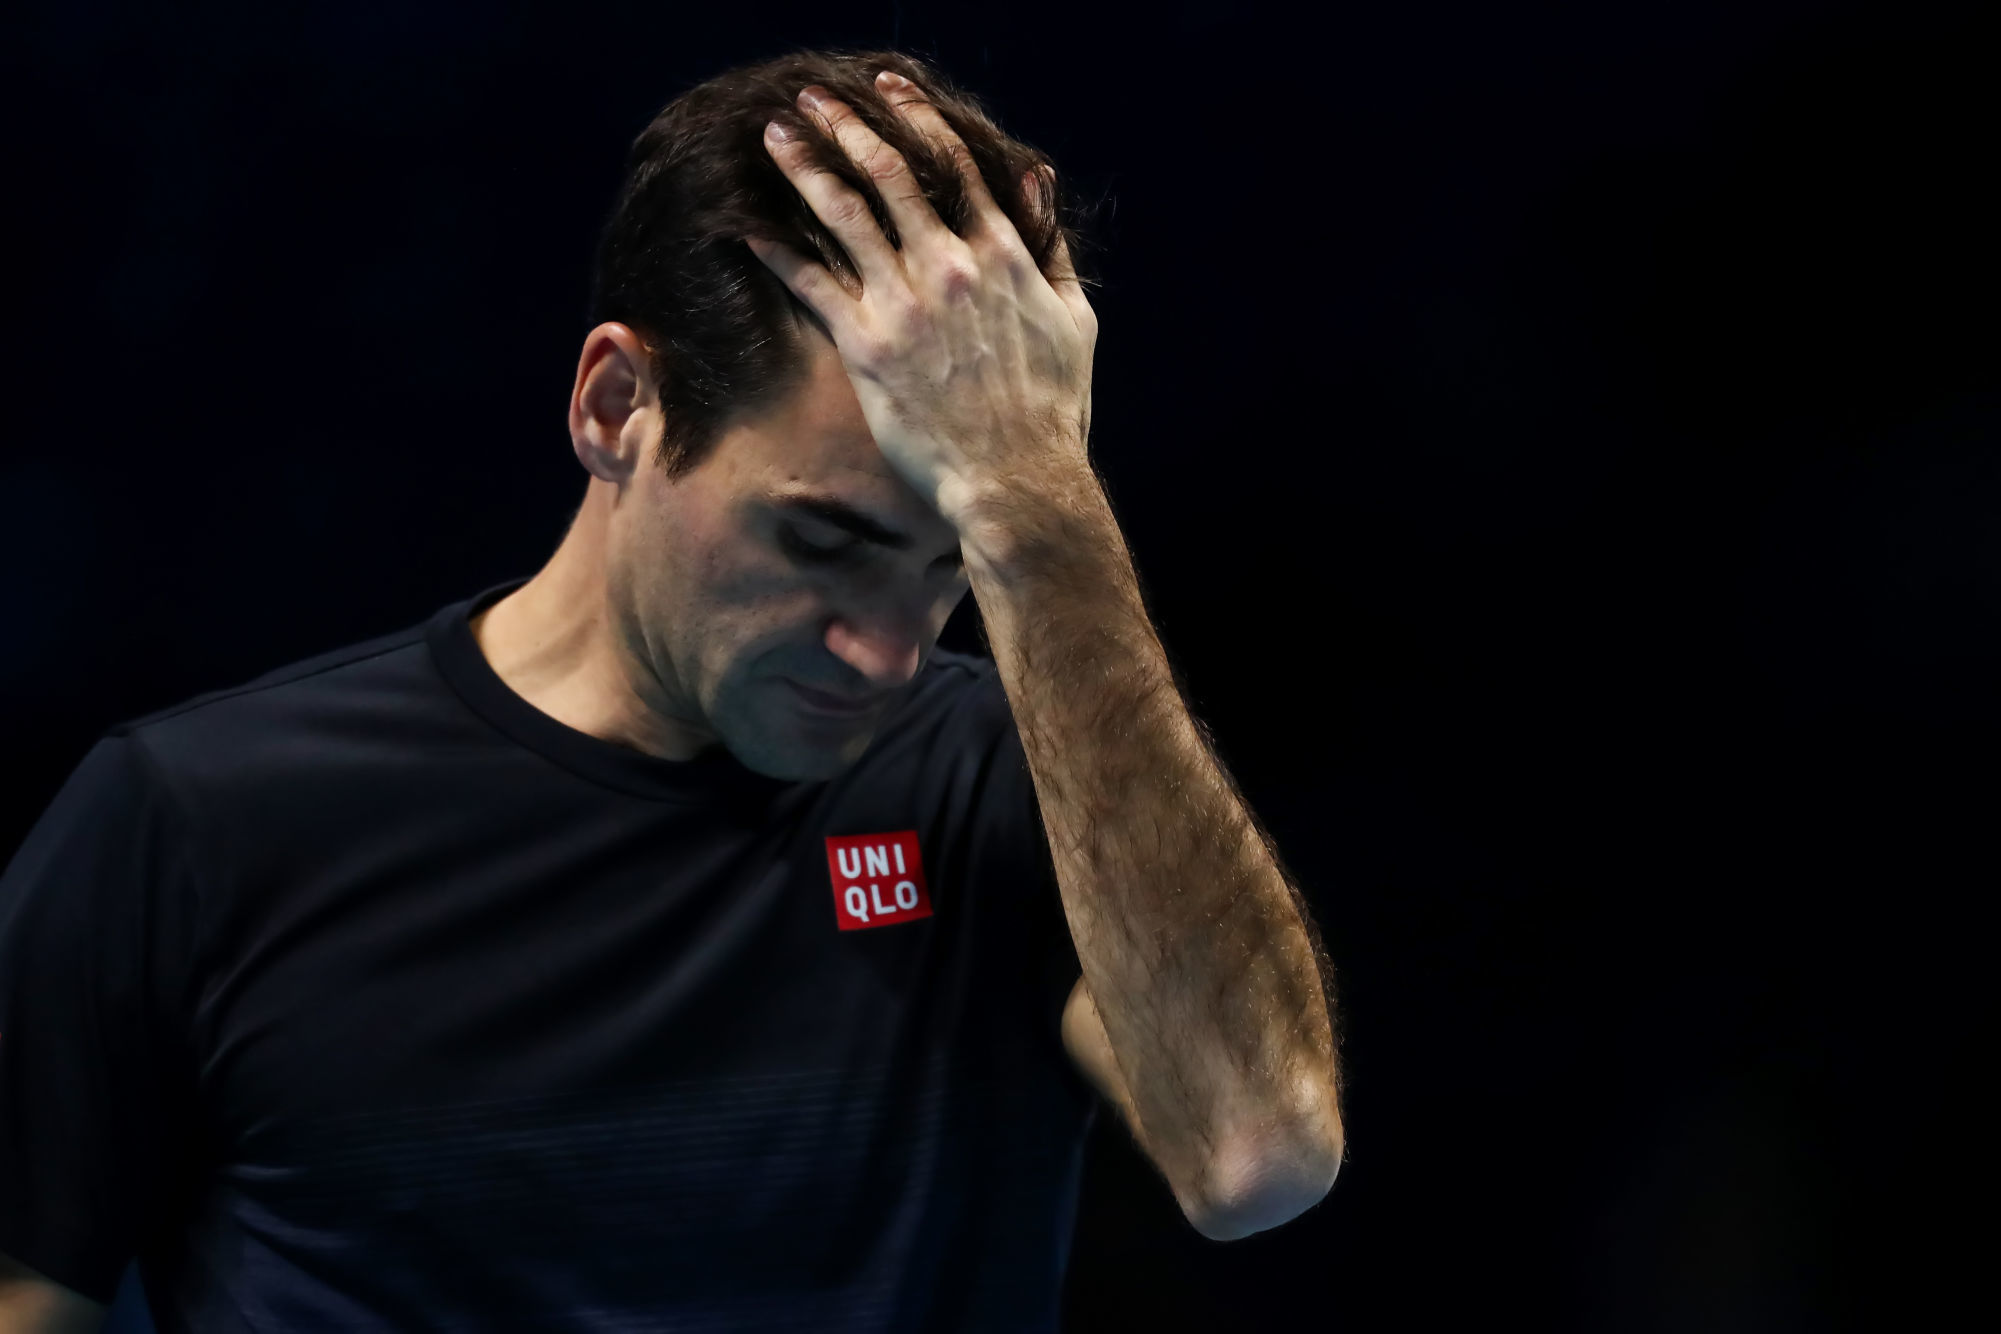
[4,0,1992,1328]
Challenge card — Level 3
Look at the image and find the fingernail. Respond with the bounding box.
[765,120,792,143]
[876,70,911,89]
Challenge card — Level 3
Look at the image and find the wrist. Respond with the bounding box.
[944,461,1113,583]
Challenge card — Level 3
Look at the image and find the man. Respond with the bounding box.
[0,48,1343,1333]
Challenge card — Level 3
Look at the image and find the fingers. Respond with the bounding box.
[783,85,949,267]
[874,70,1001,218]
[744,232,855,316]
[1025,165,1099,344]
[764,119,902,298]
[758,75,1097,345]
[1025,167,1078,287]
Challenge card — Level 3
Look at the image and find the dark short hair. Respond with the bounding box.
[587,45,1102,479]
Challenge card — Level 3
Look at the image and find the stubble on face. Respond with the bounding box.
[603,320,966,781]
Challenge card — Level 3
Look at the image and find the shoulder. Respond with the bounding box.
[112,616,429,739]
[97,611,437,817]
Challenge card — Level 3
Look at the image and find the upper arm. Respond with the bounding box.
[1059,976,1139,1132]
[0,736,204,1309]
[1057,977,1344,1241]
[1058,979,1226,1232]
[0,1251,108,1334]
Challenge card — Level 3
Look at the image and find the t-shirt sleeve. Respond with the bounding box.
[0,732,206,1305]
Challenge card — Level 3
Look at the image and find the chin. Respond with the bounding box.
[726,724,874,783]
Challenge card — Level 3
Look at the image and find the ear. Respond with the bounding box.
[569,322,656,481]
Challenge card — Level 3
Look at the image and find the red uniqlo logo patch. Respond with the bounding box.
[825,829,933,931]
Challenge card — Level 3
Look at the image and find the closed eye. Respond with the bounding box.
[778,523,861,564]
[779,522,963,573]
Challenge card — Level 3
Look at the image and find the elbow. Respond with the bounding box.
[1187,1117,1346,1243]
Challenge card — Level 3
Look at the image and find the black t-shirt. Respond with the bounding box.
[0,576,1098,1332]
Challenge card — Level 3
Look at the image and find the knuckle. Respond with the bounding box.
[853,327,898,366]
[862,142,909,183]
[935,257,981,297]
[888,291,930,331]
[982,228,1029,267]
[794,268,837,306]
[825,189,873,228]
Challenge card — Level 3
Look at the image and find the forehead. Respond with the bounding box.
[725,324,880,478]
[711,318,931,522]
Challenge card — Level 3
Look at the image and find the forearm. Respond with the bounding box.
[954,462,1345,1217]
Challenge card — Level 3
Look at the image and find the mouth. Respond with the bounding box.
[784,680,884,717]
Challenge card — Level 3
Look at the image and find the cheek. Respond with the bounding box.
[628,529,793,658]
[654,506,787,606]
[692,559,832,668]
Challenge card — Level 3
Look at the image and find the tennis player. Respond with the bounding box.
[1,48,1343,1333]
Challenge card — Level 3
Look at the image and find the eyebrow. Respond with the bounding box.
[768,493,914,550]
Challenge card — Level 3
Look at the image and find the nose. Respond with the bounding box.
[822,610,926,692]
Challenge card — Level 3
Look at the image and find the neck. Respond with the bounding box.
[469,479,714,761]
